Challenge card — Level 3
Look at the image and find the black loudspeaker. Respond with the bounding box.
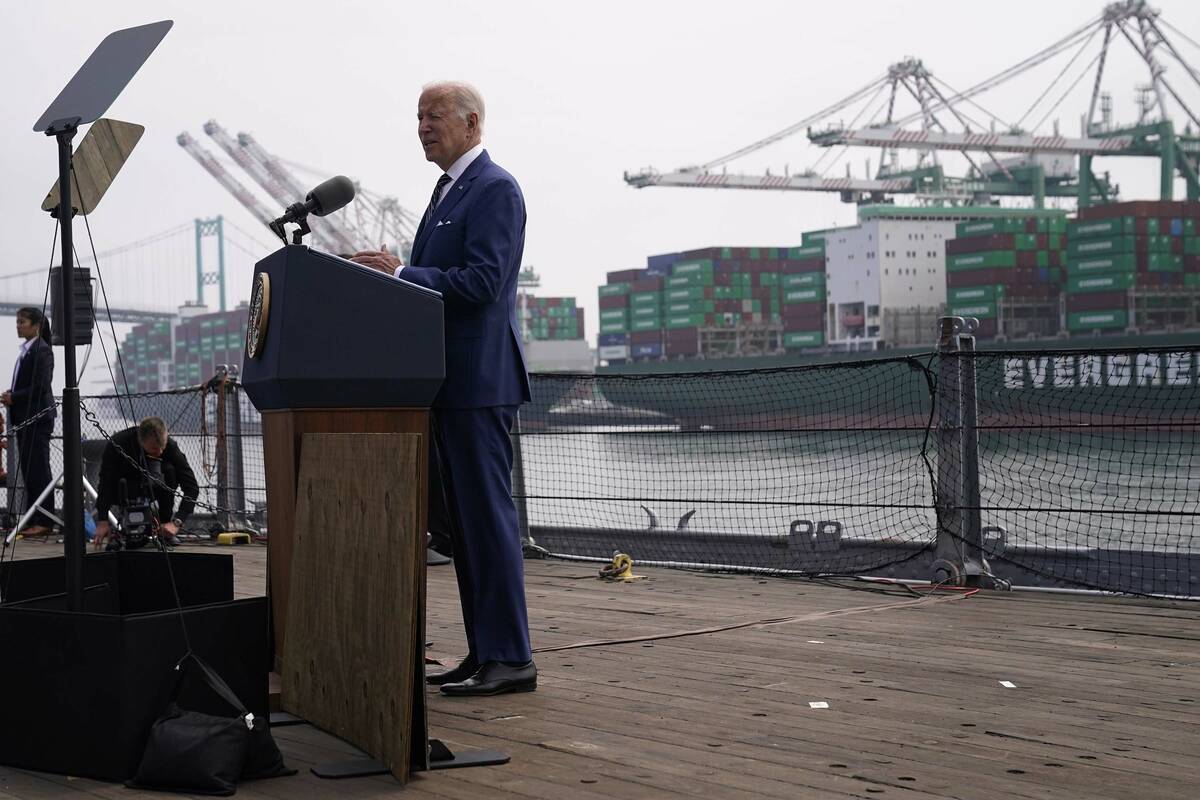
[50,265,95,346]
[0,551,269,782]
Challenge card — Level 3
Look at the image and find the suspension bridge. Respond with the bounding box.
[0,217,278,324]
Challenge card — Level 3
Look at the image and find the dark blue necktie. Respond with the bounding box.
[424,174,452,227]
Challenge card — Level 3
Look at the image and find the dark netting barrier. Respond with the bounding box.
[3,376,265,539]
[517,341,1199,598]
[4,340,1197,597]
[517,359,939,578]
[964,348,1199,596]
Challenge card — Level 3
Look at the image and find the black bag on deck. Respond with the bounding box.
[128,653,293,795]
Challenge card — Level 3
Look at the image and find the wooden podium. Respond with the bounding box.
[241,245,445,782]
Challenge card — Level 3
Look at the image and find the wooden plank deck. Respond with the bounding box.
[1,541,1197,799]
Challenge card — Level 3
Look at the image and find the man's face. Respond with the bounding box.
[417,89,477,171]
[140,435,167,460]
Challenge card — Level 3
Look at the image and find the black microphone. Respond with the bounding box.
[272,175,355,227]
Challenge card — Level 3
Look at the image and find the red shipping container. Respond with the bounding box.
[681,247,722,260]
[1023,219,1039,234]
[665,326,699,341]
[714,300,740,313]
[630,277,663,291]
[1066,291,1127,312]
[714,272,734,286]
[1184,255,1200,273]
[974,318,999,338]
[946,234,1015,255]
[781,258,825,274]
[630,330,662,345]
[599,294,629,309]
[576,308,585,328]
[1002,283,1060,299]
[606,268,644,283]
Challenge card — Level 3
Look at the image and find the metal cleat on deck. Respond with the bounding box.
[599,552,646,582]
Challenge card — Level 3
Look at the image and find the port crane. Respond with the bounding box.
[178,124,419,256]
[626,0,1200,208]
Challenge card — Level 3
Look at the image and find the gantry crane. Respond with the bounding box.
[626,0,1200,208]
[176,132,278,226]
[178,125,419,256]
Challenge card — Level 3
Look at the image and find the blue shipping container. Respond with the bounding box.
[646,252,680,275]
[598,333,630,346]
[632,343,663,358]
[1170,218,1183,236]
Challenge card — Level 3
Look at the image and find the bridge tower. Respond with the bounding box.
[195,215,227,311]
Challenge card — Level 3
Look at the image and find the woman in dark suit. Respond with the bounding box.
[2,307,57,535]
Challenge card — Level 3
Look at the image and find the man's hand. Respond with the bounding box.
[160,520,180,536]
[1,390,11,406]
[93,521,111,551]
[349,243,403,274]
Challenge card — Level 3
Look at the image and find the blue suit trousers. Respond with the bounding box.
[432,406,531,663]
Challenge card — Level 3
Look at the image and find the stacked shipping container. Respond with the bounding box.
[1064,201,1200,333]
[596,243,831,363]
[520,296,585,341]
[944,216,1067,338]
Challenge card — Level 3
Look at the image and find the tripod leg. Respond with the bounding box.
[5,469,65,545]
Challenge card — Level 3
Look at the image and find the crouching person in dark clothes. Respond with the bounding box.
[93,416,199,550]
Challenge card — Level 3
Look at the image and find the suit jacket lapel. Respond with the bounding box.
[411,150,491,265]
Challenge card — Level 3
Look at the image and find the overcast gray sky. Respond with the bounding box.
[2,0,1199,393]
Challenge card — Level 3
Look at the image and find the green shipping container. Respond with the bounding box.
[665,272,713,288]
[665,286,709,302]
[599,308,629,322]
[665,300,715,314]
[955,219,1022,237]
[782,288,825,304]
[672,259,715,275]
[782,272,826,288]
[631,317,662,332]
[783,331,824,348]
[787,244,825,260]
[599,320,630,334]
[599,282,630,297]
[1066,272,1135,293]
[1067,217,1135,239]
[1067,309,1128,331]
[801,230,831,246]
[948,302,997,320]
[631,305,661,318]
[1013,233,1039,251]
[1066,253,1136,275]
[1184,237,1200,255]
[948,285,1005,303]
[1067,235,1170,259]
[1184,273,1200,287]
[665,313,707,329]
[758,272,780,286]
[947,250,1017,271]
[713,286,744,300]
[630,291,661,306]
[1147,253,1183,272]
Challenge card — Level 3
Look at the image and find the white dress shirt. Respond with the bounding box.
[394,142,485,278]
[11,338,34,392]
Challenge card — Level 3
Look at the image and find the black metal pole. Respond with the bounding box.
[56,128,84,611]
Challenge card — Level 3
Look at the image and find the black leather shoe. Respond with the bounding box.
[440,661,537,697]
[426,656,478,686]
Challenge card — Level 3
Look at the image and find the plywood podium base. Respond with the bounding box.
[261,410,431,781]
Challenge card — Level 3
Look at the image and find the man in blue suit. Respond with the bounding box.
[352,81,535,697]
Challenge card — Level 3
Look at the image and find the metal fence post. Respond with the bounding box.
[227,366,246,523]
[932,316,994,587]
[511,408,545,558]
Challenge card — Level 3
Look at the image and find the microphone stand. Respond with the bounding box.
[269,209,312,246]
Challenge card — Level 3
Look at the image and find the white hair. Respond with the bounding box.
[422,80,486,132]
